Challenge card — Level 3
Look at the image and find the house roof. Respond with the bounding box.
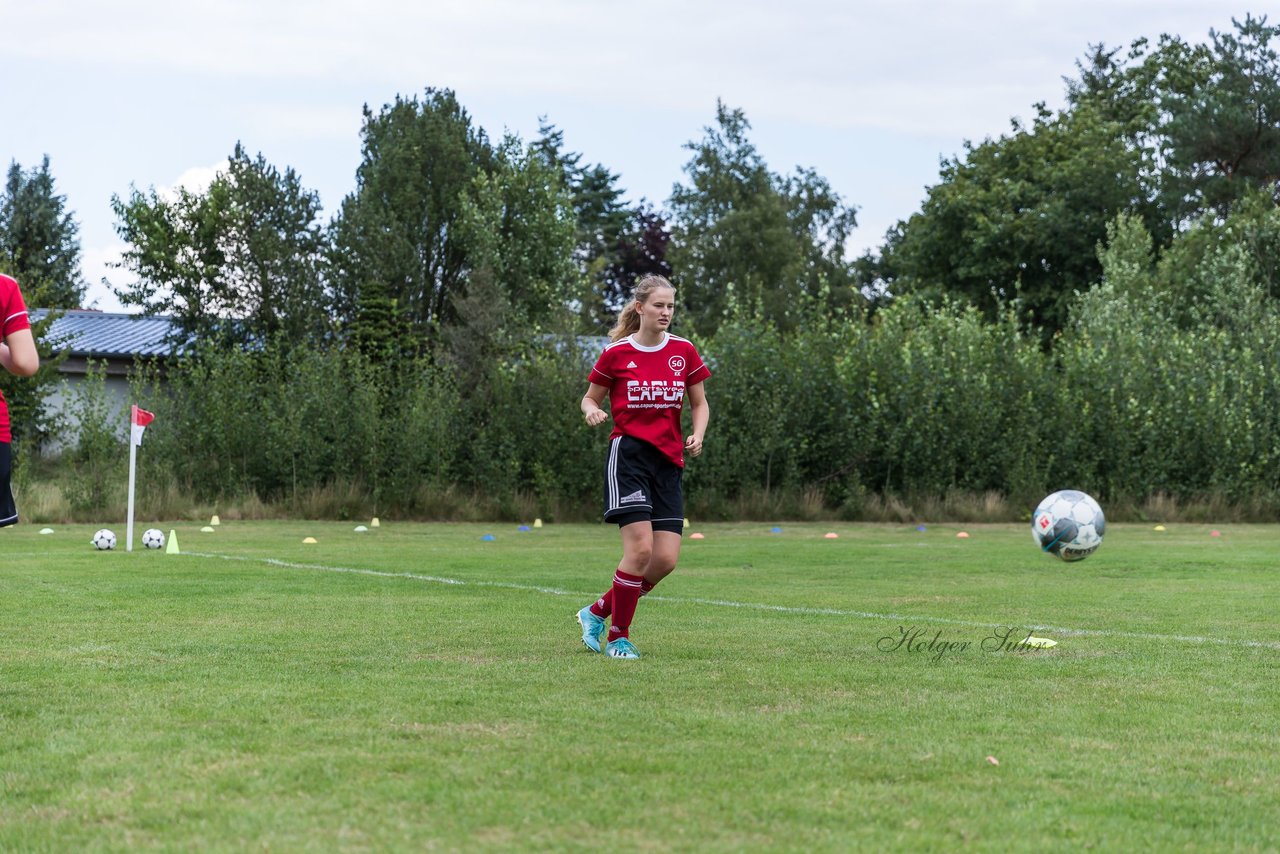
[29,309,186,359]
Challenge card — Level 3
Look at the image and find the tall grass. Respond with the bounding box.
[20,474,1280,526]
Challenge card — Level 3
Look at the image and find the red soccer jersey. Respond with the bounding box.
[0,274,32,443]
[588,333,710,467]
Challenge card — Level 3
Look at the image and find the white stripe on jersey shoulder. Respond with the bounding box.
[4,310,28,324]
[667,334,693,344]
[623,332,672,353]
[601,337,633,351]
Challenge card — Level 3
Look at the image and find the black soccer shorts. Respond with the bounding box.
[0,442,17,527]
[603,435,684,534]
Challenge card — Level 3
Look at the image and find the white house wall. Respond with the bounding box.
[41,372,134,455]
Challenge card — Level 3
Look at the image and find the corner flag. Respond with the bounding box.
[126,405,155,551]
[131,406,155,446]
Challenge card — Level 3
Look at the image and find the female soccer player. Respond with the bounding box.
[576,275,710,659]
[0,273,40,527]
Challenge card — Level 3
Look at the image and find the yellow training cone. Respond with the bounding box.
[210,514,221,526]
[684,518,690,528]
[1153,525,1166,531]
[200,526,215,533]
[533,518,543,529]
[303,537,317,544]
[1024,637,1057,649]
[166,531,180,554]
[370,517,380,528]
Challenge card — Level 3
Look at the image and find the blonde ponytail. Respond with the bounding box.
[608,275,674,342]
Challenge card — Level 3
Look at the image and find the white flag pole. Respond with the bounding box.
[127,405,138,552]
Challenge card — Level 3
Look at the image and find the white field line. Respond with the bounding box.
[186,551,1280,651]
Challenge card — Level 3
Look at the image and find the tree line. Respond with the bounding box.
[4,15,1280,518]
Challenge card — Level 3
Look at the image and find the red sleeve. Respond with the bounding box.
[1,275,31,336]
[588,345,613,386]
[685,342,710,385]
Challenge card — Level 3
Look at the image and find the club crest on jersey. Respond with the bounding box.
[668,355,686,375]
[626,379,685,405]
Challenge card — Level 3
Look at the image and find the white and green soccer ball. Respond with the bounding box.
[142,528,165,549]
[92,528,117,550]
[1032,490,1105,562]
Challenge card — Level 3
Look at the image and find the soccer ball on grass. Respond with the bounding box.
[92,529,117,550]
[142,528,165,549]
[1032,490,1105,562]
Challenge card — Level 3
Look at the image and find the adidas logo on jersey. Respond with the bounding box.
[626,361,638,368]
[619,490,646,504]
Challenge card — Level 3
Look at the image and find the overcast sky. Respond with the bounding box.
[1,0,1245,312]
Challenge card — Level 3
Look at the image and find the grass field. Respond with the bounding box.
[2,519,1278,851]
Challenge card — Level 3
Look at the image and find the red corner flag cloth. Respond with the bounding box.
[131,406,155,446]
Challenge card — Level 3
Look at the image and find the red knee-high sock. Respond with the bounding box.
[606,571,644,641]
[591,576,655,619]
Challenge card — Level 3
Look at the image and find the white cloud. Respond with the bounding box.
[80,242,132,313]
[5,0,1237,142]
[157,161,229,202]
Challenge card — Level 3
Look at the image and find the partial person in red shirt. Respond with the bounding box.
[0,273,39,527]
[576,275,710,659]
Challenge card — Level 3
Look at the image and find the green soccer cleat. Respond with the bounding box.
[606,637,640,659]
[576,606,606,653]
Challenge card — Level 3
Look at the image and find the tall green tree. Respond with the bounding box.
[1067,16,1280,226]
[445,133,579,410]
[875,17,1280,339]
[0,156,79,447]
[1165,14,1280,214]
[602,203,673,321]
[532,119,633,329]
[1146,188,1280,317]
[457,133,578,331]
[532,120,629,271]
[328,89,493,348]
[0,156,84,308]
[667,101,860,336]
[880,103,1148,336]
[112,143,329,346]
[1063,34,1199,235]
